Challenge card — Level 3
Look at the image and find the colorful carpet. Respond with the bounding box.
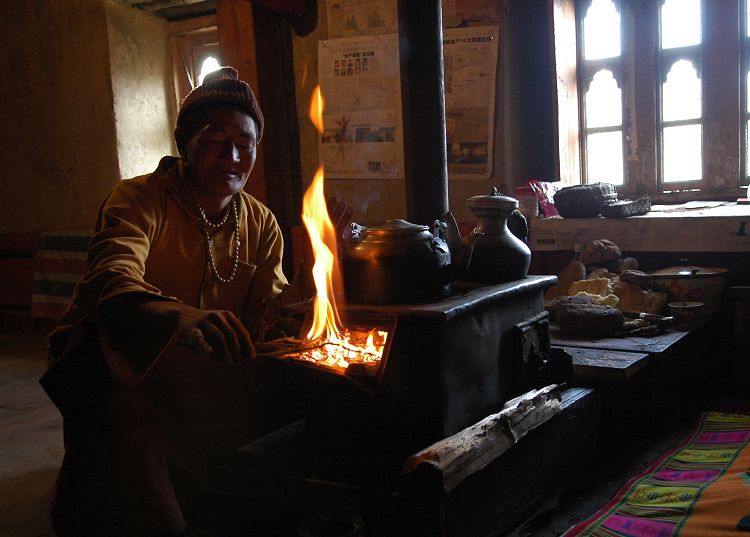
[564,411,750,536]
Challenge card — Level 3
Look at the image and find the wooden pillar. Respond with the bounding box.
[216,0,267,203]
[398,0,449,226]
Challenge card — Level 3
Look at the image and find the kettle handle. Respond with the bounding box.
[350,222,366,241]
[433,219,447,240]
[439,211,464,256]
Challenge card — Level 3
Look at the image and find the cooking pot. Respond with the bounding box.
[342,215,478,305]
[649,266,729,316]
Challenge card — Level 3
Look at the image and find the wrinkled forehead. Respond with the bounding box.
[182,103,258,141]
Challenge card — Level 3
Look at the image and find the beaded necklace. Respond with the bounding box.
[188,181,241,284]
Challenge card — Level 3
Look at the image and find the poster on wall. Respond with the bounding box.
[443,25,499,179]
[442,0,501,29]
[318,34,404,179]
[327,0,398,39]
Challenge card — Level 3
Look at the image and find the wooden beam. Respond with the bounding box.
[168,13,217,35]
[551,0,580,186]
[216,0,267,202]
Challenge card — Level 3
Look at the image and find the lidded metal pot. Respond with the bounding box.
[342,218,476,305]
[460,187,531,283]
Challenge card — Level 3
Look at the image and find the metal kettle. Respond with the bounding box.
[460,187,531,283]
[342,214,478,305]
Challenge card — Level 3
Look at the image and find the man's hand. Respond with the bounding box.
[100,295,254,366]
[172,305,254,365]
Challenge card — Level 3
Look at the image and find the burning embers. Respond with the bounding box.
[259,86,389,375]
[286,327,388,374]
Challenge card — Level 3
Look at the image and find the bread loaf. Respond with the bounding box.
[557,302,624,337]
[568,278,610,297]
[608,257,639,274]
[611,280,667,314]
[579,239,621,266]
[544,260,587,300]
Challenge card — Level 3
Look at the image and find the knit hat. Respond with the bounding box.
[176,66,264,146]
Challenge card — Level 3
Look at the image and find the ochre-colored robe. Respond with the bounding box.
[42,156,289,536]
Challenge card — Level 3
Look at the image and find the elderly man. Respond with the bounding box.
[42,67,297,536]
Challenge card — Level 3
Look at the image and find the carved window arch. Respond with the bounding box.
[570,0,745,199]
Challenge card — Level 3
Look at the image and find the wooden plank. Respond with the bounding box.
[550,325,691,354]
[529,203,750,252]
[167,13,217,36]
[560,346,650,380]
[702,1,741,190]
[402,385,564,494]
[551,0,580,186]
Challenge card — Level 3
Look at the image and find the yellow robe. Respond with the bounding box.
[42,156,290,536]
[55,155,287,384]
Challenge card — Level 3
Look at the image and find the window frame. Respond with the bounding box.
[168,15,220,110]
[572,0,745,202]
[577,0,627,187]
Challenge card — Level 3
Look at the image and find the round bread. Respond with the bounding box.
[607,257,639,273]
[557,302,624,337]
[579,239,621,266]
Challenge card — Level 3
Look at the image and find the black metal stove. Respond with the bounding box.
[267,276,556,452]
[224,275,584,537]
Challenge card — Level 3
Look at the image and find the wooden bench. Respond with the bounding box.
[552,321,722,447]
[561,347,650,381]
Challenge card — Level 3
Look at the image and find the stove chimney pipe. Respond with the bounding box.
[398,0,449,226]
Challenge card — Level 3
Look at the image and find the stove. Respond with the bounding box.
[224,276,586,536]
[266,276,557,452]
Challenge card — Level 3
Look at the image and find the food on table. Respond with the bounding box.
[578,239,621,266]
[544,260,586,300]
[568,278,610,297]
[544,239,669,336]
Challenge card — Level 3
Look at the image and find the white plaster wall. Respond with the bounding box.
[0,0,121,233]
[106,1,176,180]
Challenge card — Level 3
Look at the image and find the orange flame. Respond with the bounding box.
[302,85,342,342]
[309,86,324,134]
[295,86,388,373]
[302,165,342,341]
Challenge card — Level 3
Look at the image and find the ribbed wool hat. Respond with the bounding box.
[176,66,264,143]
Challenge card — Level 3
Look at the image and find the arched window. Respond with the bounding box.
[569,0,746,198]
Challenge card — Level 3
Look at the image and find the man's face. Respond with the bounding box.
[184,106,258,199]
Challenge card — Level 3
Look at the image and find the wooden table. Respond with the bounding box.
[551,322,713,442]
[551,325,694,355]
[551,325,694,382]
[563,347,650,381]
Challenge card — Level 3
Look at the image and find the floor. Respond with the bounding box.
[505,425,692,537]
[0,332,729,537]
[0,334,62,537]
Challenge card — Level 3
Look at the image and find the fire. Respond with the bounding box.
[295,86,388,373]
[302,165,344,344]
[308,86,324,133]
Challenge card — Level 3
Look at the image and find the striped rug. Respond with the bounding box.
[30,230,91,320]
[564,411,750,537]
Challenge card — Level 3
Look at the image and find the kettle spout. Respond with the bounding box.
[437,211,482,281]
[451,227,481,278]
